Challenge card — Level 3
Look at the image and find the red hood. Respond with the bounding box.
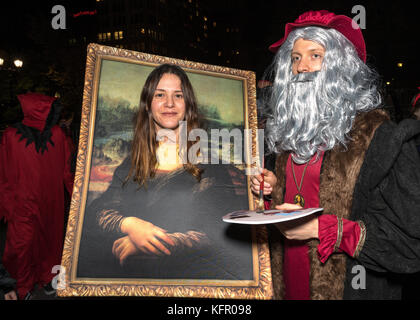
[18,93,57,132]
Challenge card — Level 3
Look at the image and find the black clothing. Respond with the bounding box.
[344,118,420,299]
[0,263,15,298]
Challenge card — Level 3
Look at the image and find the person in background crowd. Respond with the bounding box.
[407,88,420,154]
[411,89,420,154]
[0,263,17,300]
[411,88,420,121]
[0,93,74,299]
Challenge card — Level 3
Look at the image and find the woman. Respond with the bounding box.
[78,64,253,280]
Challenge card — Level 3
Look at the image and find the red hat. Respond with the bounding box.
[269,10,367,62]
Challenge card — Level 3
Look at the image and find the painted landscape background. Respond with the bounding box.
[88,59,247,204]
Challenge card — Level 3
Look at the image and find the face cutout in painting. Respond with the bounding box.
[150,73,186,138]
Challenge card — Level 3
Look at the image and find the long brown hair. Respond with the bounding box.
[127,64,202,187]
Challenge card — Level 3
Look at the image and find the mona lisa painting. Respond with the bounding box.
[58,43,273,299]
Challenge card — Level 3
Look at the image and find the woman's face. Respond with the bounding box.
[150,73,186,135]
[291,38,325,75]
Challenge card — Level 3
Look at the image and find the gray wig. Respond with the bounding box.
[265,26,382,164]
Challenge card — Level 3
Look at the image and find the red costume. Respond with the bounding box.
[265,153,363,300]
[282,153,362,299]
[0,93,74,299]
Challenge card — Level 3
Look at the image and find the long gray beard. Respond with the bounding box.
[276,71,349,164]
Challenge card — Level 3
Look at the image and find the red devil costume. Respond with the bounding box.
[0,93,74,299]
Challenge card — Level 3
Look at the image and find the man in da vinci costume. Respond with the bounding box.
[251,10,420,299]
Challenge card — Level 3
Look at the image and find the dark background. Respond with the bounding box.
[0,0,418,130]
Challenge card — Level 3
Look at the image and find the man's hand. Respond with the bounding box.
[4,290,17,300]
[275,203,319,240]
[250,168,277,196]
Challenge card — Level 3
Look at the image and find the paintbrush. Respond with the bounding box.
[256,167,265,213]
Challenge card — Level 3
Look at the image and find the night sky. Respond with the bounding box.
[1,1,418,80]
[252,0,418,87]
[0,0,418,118]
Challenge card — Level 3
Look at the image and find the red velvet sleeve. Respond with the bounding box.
[317,214,367,263]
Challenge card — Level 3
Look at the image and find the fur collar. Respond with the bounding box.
[269,109,390,299]
[12,99,62,154]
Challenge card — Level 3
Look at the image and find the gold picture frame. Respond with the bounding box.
[58,43,272,299]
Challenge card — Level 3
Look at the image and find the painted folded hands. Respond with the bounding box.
[113,216,209,265]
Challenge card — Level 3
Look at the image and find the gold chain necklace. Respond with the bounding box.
[291,159,310,207]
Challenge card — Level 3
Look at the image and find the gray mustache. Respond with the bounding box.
[291,71,319,83]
